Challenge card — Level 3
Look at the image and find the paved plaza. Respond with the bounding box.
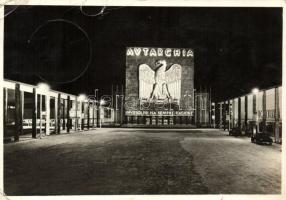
[4,128,281,195]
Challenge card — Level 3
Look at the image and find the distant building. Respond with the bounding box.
[122,47,211,127]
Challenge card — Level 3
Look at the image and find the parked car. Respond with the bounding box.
[229,127,242,136]
[251,133,273,145]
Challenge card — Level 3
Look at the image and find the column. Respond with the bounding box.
[245,96,248,135]
[194,93,197,125]
[225,101,228,130]
[262,90,267,133]
[55,96,58,134]
[92,102,95,128]
[87,103,90,129]
[208,94,211,127]
[232,100,235,129]
[3,88,7,136]
[219,103,223,128]
[212,103,216,128]
[238,97,241,133]
[21,91,24,133]
[67,96,70,133]
[39,94,43,137]
[196,95,199,127]
[274,87,280,143]
[32,88,37,138]
[115,95,118,124]
[96,102,100,127]
[228,100,231,129]
[45,94,50,135]
[75,97,78,131]
[112,109,115,125]
[14,83,21,141]
[253,93,257,135]
[57,94,61,134]
[81,102,84,130]
[223,102,226,130]
[120,95,124,125]
[62,99,65,130]
[214,102,219,128]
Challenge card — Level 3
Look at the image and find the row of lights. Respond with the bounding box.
[37,83,105,105]
[211,87,260,106]
[78,94,105,105]
[38,82,259,105]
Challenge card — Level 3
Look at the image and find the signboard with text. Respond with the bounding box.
[125,47,194,116]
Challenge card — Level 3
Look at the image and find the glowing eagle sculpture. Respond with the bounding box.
[139,60,182,101]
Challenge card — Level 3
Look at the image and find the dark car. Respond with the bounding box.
[251,133,273,145]
[229,127,242,136]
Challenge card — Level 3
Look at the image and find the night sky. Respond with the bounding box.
[4,6,282,102]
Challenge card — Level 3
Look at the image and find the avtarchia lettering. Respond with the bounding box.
[126,47,193,57]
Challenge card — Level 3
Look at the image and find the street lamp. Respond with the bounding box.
[98,99,105,128]
[252,87,259,135]
[94,89,100,128]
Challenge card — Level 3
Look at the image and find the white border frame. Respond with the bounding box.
[0,1,284,200]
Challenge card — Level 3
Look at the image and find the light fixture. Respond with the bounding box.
[37,82,50,93]
[100,99,105,105]
[252,88,259,94]
[78,94,87,101]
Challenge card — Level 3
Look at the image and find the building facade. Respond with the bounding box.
[124,47,197,127]
[216,86,282,144]
[2,79,114,142]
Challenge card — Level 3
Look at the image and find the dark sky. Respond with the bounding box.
[4,6,282,102]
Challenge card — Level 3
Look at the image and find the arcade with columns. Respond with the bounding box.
[3,79,114,142]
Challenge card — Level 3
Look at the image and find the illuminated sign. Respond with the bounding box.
[125,47,194,116]
[126,47,193,57]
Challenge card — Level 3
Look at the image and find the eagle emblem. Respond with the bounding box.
[139,60,182,101]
